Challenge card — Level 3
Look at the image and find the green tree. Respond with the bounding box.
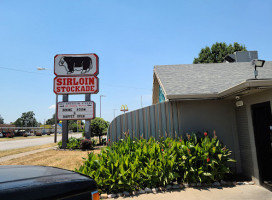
[90,117,109,144]
[193,42,247,64]
[68,120,83,132]
[0,115,4,124]
[46,113,59,125]
[14,111,38,127]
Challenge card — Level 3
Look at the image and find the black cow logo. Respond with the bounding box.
[59,56,93,74]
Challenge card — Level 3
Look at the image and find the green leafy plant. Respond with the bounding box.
[76,132,235,193]
[58,137,94,150]
[67,137,81,149]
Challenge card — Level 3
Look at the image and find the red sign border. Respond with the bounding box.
[53,76,99,95]
[54,53,99,77]
[57,101,96,120]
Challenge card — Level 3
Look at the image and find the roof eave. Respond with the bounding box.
[167,79,272,100]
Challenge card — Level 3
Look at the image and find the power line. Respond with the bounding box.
[0,66,151,90]
[0,66,52,76]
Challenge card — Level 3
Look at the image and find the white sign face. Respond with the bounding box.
[54,76,99,95]
[54,54,99,76]
[57,101,95,120]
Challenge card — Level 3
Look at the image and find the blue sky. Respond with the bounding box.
[0,0,272,124]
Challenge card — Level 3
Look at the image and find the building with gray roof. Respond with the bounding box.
[108,55,272,190]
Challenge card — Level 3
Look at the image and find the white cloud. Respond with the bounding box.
[49,104,56,109]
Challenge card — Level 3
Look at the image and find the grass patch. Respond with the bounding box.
[0,143,57,158]
[0,135,54,142]
[0,147,102,171]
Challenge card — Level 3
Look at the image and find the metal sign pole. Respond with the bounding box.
[85,94,91,139]
[54,94,58,143]
[61,94,69,149]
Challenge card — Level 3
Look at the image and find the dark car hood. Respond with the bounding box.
[0,165,97,200]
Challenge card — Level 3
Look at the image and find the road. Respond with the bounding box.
[0,133,82,151]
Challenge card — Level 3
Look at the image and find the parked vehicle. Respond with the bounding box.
[25,131,31,136]
[1,131,8,137]
[0,132,3,138]
[15,130,26,136]
[0,165,99,200]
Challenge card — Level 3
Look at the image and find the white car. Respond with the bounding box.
[0,132,3,137]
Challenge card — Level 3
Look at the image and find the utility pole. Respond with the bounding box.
[100,95,106,118]
[113,109,118,118]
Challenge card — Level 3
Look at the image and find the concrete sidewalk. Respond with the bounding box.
[112,185,272,200]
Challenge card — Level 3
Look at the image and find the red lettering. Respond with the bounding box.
[89,77,94,84]
[71,86,75,92]
[81,86,85,92]
[63,78,66,85]
[79,78,84,85]
[67,87,70,92]
[86,86,90,91]
[73,78,78,85]
[67,78,72,85]
[56,78,62,86]
[90,86,94,91]
[57,87,60,92]
[76,86,80,92]
[61,87,66,92]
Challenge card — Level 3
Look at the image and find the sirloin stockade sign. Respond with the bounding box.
[54,76,99,94]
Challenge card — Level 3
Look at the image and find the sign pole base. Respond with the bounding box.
[85,94,91,139]
[61,94,69,149]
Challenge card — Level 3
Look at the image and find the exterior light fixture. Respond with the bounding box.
[251,59,265,79]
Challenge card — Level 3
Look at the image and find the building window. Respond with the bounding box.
[159,85,165,103]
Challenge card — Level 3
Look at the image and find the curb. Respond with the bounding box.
[100,181,255,199]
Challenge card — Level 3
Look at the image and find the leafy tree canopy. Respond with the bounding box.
[0,115,4,124]
[14,111,38,127]
[68,120,83,132]
[193,42,247,64]
[91,117,109,137]
[46,113,59,125]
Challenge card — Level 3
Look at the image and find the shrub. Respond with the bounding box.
[80,139,93,150]
[101,138,107,145]
[58,137,94,150]
[76,132,235,193]
[67,137,81,149]
[58,140,62,148]
[23,133,28,137]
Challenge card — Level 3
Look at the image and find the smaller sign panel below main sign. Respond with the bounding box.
[57,101,96,120]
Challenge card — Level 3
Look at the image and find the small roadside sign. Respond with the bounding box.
[54,53,99,76]
[57,101,95,120]
[54,76,99,95]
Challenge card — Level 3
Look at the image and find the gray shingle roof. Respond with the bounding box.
[154,61,272,98]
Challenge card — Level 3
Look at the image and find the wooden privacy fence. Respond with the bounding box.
[107,101,182,143]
